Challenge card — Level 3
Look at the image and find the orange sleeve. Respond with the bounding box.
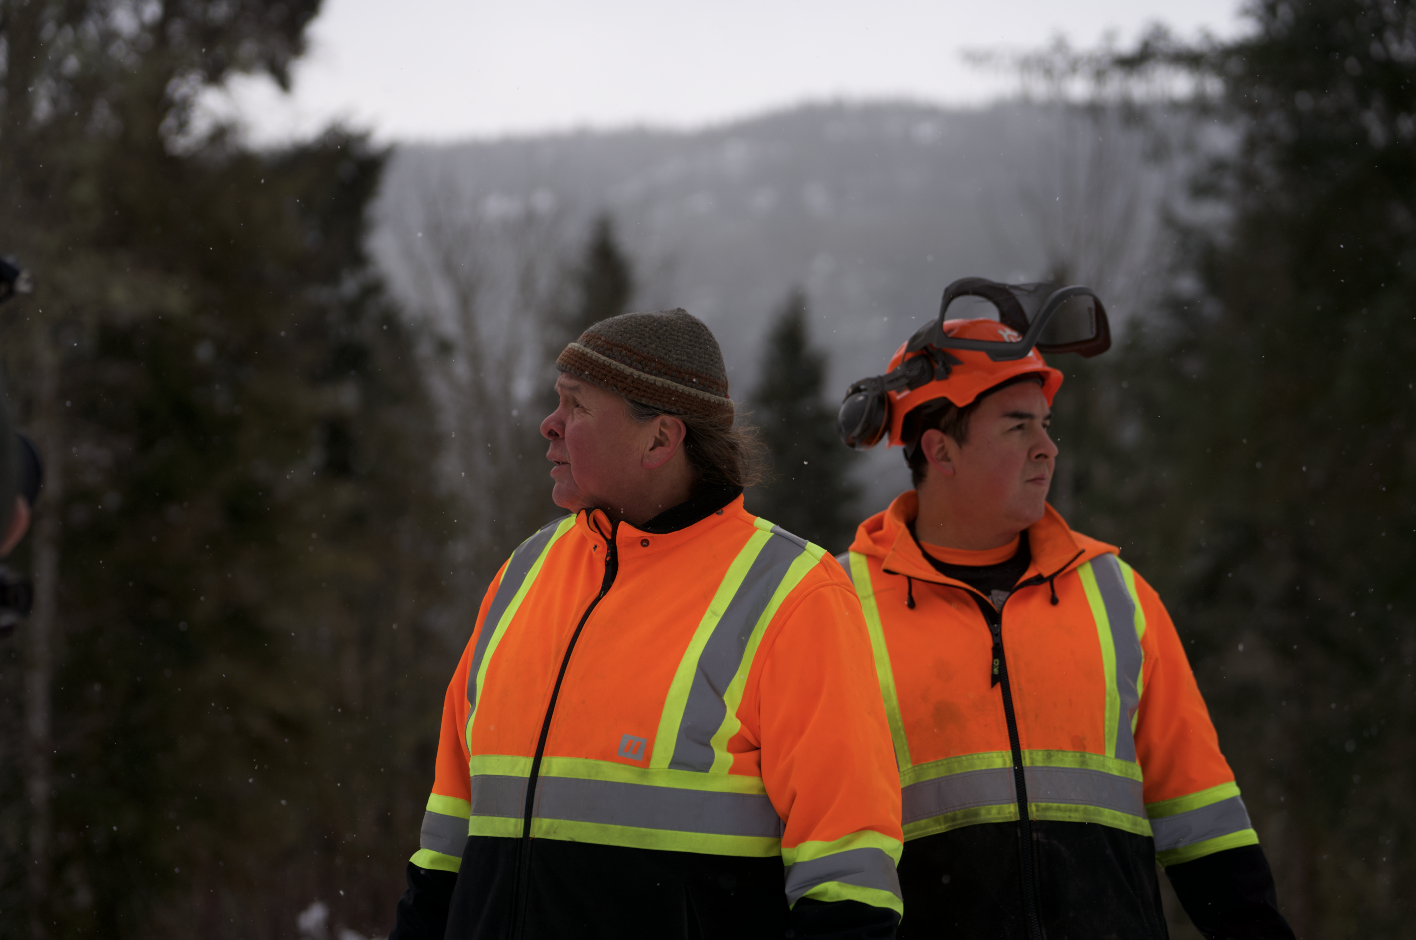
[409,561,509,873]
[1132,570,1236,804]
[748,567,904,916]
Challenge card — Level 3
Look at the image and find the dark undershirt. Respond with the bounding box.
[910,523,1032,606]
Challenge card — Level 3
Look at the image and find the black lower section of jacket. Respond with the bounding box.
[896,821,1289,940]
[390,836,899,940]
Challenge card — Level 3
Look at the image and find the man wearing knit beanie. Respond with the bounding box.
[391,309,905,940]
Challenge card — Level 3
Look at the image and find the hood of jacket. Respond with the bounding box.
[848,490,1117,586]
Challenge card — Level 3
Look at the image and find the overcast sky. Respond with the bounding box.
[214,0,1248,144]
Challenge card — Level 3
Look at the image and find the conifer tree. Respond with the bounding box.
[1060,3,1416,934]
[0,4,452,937]
[748,289,859,551]
[561,212,634,344]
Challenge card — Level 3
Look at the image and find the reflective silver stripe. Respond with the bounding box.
[902,767,1014,824]
[1150,795,1253,852]
[468,774,527,819]
[669,529,810,772]
[785,847,902,905]
[467,518,568,712]
[903,765,1145,824]
[1026,765,1145,817]
[533,776,784,838]
[419,810,469,858]
[1091,554,1143,762]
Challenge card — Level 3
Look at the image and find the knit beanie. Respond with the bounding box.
[556,308,734,425]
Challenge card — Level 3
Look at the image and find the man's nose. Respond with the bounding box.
[540,408,563,441]
[1035,430,1059,459]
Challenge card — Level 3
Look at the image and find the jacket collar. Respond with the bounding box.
[848,490,1116,587]
[575,489,746,553]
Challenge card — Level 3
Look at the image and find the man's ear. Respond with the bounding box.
[921,428,957,479]
[642,415,688,471]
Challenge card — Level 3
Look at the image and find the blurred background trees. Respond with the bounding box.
[1057,2,1416,936]
[1,0,1413,936]
[746,288,859,551]
[0,1,452,937]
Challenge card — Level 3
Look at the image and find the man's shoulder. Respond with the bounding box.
[737,516,855,593]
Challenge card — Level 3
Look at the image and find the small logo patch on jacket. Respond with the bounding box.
[617,734,647,761]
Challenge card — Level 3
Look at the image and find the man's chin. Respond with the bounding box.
[550,482,591,513]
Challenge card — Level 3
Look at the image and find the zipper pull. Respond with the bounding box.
[991,640,1003,687]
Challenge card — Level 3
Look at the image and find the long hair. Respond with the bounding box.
[625,399,767,490]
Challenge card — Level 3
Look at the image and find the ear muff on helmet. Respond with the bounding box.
[836,348,961,451]
[837,377,891,450]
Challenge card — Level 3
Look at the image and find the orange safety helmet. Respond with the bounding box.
[837,278,1111,452]
[882,318,1064,449]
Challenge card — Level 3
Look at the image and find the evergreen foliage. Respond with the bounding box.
[561,213,634,345]
[747,289,859,551]
[1065,2,1416,934]
[0,2,451,937]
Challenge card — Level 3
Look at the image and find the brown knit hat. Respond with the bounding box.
[556,308,734,425]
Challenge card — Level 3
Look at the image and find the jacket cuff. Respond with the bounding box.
[1164,844,1295,940]
[389,860,458,940]
[790,897,900,940]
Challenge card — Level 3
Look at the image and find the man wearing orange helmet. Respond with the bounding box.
[836,279,1293,939]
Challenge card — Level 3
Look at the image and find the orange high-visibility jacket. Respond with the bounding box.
[412,496,904,938]
[842,492,1258,936]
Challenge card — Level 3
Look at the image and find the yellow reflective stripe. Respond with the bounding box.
[468,816,523,839]
[1078,561,1122,759]
[781,829,904,867]
[849,551,912,773]
[902,749,1142,788]
[904,803,1018,841]
[1119,560,1147,715]
[797,882,905,917]
[470,754,533,777]
[529,817,781,857]
[410,848,462,873]
[649,528,773,770]
[1024,749,1143,780]
[1030,803,1152,836]
[903,798,1156,842]
[537,755,769,794]
[425,793,470,819]
[1157,828,1259,867]
[901,750,1012,787]
[1147,781,1242,818]
[706,530,820,773]
[467,516,577,753]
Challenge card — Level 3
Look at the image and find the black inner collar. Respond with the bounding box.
[637,482,743,534]
[909,522,1033,599]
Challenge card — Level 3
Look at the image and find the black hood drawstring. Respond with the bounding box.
[906,576,917,610]
[1048,573,1060,606]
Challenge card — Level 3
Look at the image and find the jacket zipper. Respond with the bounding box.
[970,583,1045,940]
[510,517,619,939]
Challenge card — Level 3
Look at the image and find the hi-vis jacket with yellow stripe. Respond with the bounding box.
[844,492,1260,940]
[405,494,904,940]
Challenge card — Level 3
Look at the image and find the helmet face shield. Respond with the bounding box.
[908,279,1112,362]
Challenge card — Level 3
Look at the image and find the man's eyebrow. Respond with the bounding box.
[1002,410,1039,420]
